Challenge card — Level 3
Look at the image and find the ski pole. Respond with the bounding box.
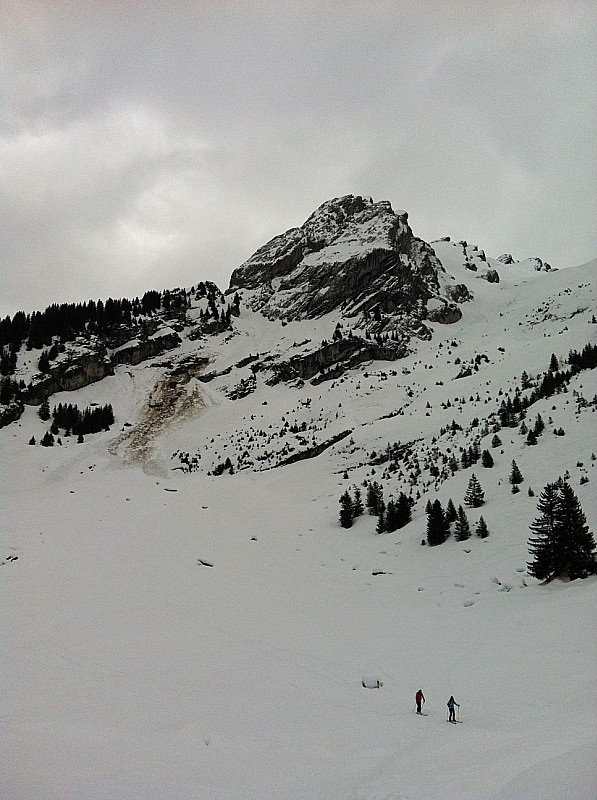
[412,704,416,713]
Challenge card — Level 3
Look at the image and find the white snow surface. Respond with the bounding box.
[1,256,597,800]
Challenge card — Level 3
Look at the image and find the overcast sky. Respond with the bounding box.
[1,1,595,317]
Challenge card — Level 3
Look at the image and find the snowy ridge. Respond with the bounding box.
[1,199,596,800]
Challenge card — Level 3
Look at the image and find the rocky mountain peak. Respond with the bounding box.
[229,195,467,327]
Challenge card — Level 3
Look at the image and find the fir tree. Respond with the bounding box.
[509,460,524,485]
[366,482,383,516]
[445,498,457,524]
[385,499,399,532]
[476,516,489,538]
[395,492,412,528]
[533,414,545,437]
[481,449,494,468]
[376,502,386,534]
[527,482,597,581]
[339,490,354,528]
[491,433,502,448]
[548,352,559,372]
[464,473,485,507]
[38,397,50,421]
[454,505,471,541]
[352,487,364,518]
[426,500,450,546]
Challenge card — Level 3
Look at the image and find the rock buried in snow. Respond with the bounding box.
[362,677,384,689]
[197,559,214,568]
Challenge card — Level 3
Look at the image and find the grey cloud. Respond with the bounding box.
[1,1,595,315]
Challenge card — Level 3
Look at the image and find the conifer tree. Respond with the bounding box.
[376,501,386,534]
[527,482,596,581]
[481,449,494,468]
[366,482,383,516]
[509,460,524,485]
[454,505,471,541]
[476,516,489,538]
[339,490,354,528]
[426,500,450,546]
[385,499,398,532]
[445,498,457,524]
[464,473,485,507]
[352,487,364,518]
[38,397,50,421]
[396,492,412,528]
[491,433,502,448]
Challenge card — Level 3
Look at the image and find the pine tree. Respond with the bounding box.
[339,491,354,528]
[549,353,559,372]
[38,397,50,421]
[454,505,471,541]
[366,482,383,516]
[464,473,485,507]
[445,498,457,524]
[510,460,524,485]
[527,482,596,581]
[395,492,412,528]
[352,487,364,518]
[526,430,538,446]
[491,433,502,448]
[376,501,386,534]
[385,499,399,532]
[481,449,494,468]
[426,500,450,546]
[476,516,489,538]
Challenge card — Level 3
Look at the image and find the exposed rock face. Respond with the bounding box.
[229,195,459,325]
[111,329,181,367]
[22,328,181,406]
[498,254,515,264]
[254,336,407,386]
[23,339,114,405]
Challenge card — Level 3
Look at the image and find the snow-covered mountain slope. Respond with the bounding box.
[1,199,596,800]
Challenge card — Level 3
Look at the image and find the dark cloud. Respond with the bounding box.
[1,1,596,315]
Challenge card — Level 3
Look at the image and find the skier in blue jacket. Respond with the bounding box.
[447,695,460,722]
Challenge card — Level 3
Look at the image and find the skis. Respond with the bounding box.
[447,719,463,723]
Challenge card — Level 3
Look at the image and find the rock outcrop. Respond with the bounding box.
[229,195,466,326]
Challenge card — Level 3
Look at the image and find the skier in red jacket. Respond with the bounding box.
[415,689,425,714]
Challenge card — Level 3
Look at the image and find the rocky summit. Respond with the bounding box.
[229,195,469,325]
